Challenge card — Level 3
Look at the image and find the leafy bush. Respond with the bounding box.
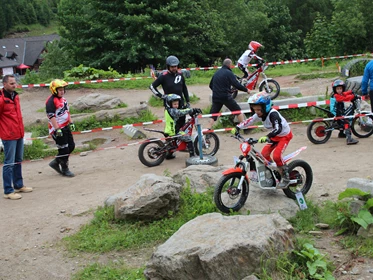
[64,65,122,80]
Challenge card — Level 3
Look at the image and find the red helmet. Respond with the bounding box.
[332,79,346,93]
[248,41,262,52]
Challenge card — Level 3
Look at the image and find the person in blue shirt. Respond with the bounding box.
[361,60,373,112]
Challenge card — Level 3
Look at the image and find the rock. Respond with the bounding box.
[308,231,323,235]
[144,213,294,280]
[346,178,373,196]
[357,224,373,238]
[172,165,228,193]
[315,223,330,229]
[105,174,182,221]
[71,93,125,111]
[72,103,148,123]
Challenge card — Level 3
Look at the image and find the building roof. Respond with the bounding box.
[0,34,60,69]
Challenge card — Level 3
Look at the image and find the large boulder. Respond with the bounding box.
[71,93,125,111]
[144,212,294,280]
[172,165,228,193]
[72,103,148,123]
[105,174,182,221]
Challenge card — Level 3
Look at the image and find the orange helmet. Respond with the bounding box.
[49,79,68,96]
[248,41,262,53]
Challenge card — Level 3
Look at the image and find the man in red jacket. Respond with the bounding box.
[0,75,33,200]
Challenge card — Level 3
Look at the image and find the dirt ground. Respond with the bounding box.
[1,75,373,280]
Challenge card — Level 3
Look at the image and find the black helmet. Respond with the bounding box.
[166,55,179,67]
[165,94,181,108]
[332,79,346,93]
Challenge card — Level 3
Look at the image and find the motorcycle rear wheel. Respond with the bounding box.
[259,79,280,100]
[138,138,166,167]
[283,160,313,200]
[194,132,220,156]
[214,172,249,213]
[351,115,373,138]
[306,121,332,144]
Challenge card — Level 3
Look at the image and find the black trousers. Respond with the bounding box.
[52,126,75,166]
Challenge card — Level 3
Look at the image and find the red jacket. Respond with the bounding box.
[0,89,24,140]
[333,90,355,102]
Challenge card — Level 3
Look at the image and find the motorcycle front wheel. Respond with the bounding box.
[351,115,373,138]
[194,132,220,156]
[283,160,313,200]
[138,138,166,167]
[259,79,280,100]
[213,172,249,213]
[306,121,332,144]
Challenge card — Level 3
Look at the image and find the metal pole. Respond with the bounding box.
[195,117,204,160]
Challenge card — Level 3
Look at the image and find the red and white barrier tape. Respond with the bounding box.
[11,53,372,89]
[22,99,349,140]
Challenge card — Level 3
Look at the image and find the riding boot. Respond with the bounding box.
[165,151,176,160]
[278,165,290,189]
[49,158,62,174]
[338,130,346,138]
[187,142,195,157]
[345,129,358,145]
[60,160,75,177]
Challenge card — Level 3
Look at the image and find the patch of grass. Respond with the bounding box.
[259,238,335,280]
[340,235,373,257]
[8,21,59,37]
[72,262,145,280]
[63,186,218,253]
[295,72,339,80]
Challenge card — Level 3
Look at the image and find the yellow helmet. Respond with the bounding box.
[49,79,68,96]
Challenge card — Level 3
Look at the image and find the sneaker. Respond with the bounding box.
[4,192,22,200]
[14,186,33,193]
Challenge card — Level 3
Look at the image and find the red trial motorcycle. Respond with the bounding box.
[138,112,220,167]
[214,134,313,213]
[231,59,280,100]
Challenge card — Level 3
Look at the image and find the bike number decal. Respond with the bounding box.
[174,75,182,84]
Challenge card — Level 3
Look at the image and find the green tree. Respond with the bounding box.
[58,0,226,72]
[260,0,303,61]
[330,0,366,54]
[38,40,74,81]
[304,15,336,57]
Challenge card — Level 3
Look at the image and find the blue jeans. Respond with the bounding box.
[2,138,24,194]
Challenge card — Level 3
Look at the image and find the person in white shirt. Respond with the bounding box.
[237,41,263,83]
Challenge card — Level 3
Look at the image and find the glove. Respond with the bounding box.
[69,123,76,131]
[186,102,191,108]
[160,94,167,99]
[353,94,361,100]
[258,136,268,143]
[56,129,63,137]
[231,126,240,136]
[192,108,202,115]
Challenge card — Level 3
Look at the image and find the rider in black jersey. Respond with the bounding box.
[150,55,190,133]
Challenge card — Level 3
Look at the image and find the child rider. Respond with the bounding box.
[237,41,263,84]
[232,92,293,188]
[330,79,359,145]
[164,94,202,159]
[46,79,76,177]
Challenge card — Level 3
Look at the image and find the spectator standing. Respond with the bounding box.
[361,60,373,111]
[0,75,33,200]
[46,79,76,177]
[206,58,250,130]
